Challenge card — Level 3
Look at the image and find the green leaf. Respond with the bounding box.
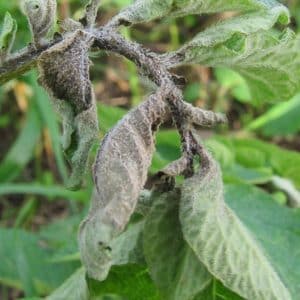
[214,68,251,103]
[227,164,273,184]
[225,183,300,299]
[179,144,291,300]
[0,228,79,296]
[195,279,244,300]
[171,8,300,103]
[116,0,288,25]
[0,12,17,56]
[248,93,300,136]
[205,139,235,169]
[211,136,300,188]
[150,130,181,173]
[98,104,127,133]
[234,145,267,169]
[0,101,42,182]
[112,220,145,266]
[233,138,300,188]
[143,189,211,300]
[29,72,68,183]
[47,268,89,300]
[88,264,160,300]
[0,183,87,201]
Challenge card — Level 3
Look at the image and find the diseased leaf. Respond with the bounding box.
[179,135,291,300]
[169,9,300,103]
[0,12,17,59]
[22,0,57,45]
[79,92,224,281]
[143,189,211,300]
[79,94,166,281]
[115,0,288,25]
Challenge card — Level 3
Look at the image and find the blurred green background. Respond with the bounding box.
[1,0,300,299]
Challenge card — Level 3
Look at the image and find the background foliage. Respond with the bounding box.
[1,0,300,299]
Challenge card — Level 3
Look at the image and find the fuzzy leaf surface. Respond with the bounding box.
[179,145,291,300]
[143,189,211,300]
[170,9,299,103]
[116,0,288,25]
[225,184,300,299]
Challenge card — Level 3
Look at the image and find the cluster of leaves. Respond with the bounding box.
[1,0,300,300]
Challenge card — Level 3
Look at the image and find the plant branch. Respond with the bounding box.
[0,37,61,85]
[0,24,226,174]
[80,0,101,28]
[93,29,201,171]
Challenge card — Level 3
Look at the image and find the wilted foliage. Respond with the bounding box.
[1,0,300,299]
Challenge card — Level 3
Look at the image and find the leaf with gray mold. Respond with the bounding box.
[22,0,57,46]
[0,12,17,62]
[37,30,99,190]
[78,91,226,281]
[179,132,291,300]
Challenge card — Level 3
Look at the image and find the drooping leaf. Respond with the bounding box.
[169,9,300,103]
[179,139,291,300]
[143,189,211,300]
[115,0,288,25]
[225,183,300,299]
[80,92,223,280]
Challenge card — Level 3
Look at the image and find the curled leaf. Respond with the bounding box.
[37,30,98,189]
[22,0,57,45]
[0,12,17,62]
[79,93,166,281]
[179,132,291,300]
[79,92,226,280]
